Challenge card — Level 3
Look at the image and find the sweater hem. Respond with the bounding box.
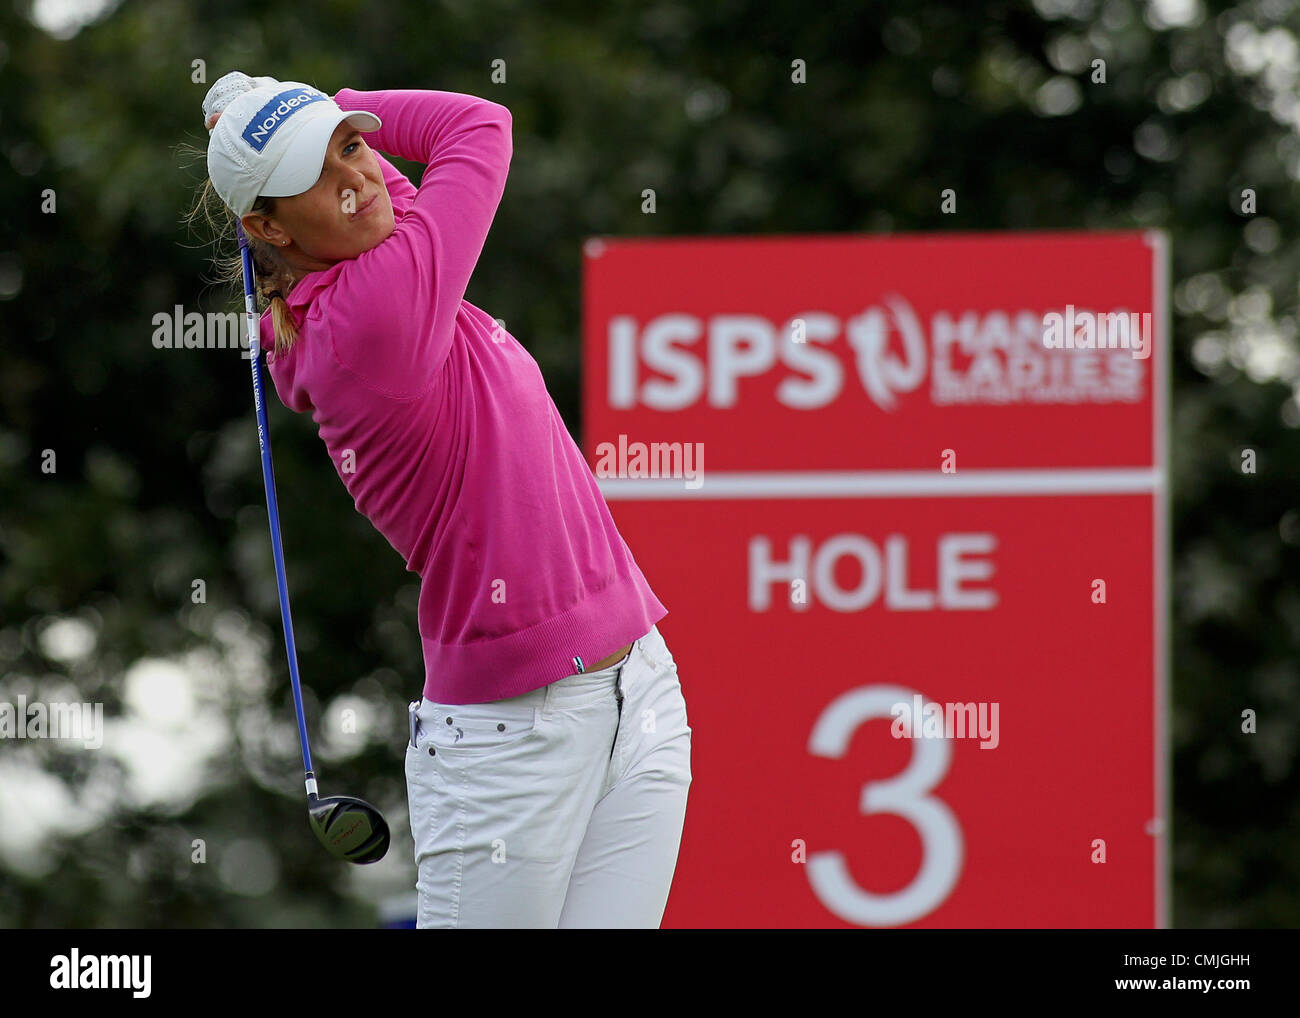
[420,572,667,704]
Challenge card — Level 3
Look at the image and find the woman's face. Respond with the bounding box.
[241,120,396,270]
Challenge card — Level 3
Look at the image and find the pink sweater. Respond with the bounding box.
[262,88,666,704]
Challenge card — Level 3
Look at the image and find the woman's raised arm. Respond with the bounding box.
[321,88,512,395]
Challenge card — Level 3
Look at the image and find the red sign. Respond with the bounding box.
[582,231,1167,927]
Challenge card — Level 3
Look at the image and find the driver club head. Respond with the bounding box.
[307,793,391,864]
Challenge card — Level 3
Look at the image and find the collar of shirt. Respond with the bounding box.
[284,260,345,313]
[280,203,405,314]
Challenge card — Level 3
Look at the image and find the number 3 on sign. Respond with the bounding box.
[806,684,963,926]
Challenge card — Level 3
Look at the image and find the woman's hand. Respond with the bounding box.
[203,71,280,133]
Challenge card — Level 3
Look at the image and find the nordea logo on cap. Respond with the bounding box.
[241,86,329,153]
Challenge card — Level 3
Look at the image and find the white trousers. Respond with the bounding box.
[404,623,692,928]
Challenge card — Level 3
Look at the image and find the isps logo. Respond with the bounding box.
[603,294,1145,412]
[604,293,928,414]
[847,295,926,411]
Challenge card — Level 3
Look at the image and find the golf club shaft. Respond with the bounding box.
[236,222,317,796]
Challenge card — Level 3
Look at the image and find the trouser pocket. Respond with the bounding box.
[415,695,541,758]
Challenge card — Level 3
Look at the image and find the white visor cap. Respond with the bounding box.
[207,80,382,217]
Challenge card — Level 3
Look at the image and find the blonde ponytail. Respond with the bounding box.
[180,148,304,357]
[268,291,300,355]
[248,235,302,356]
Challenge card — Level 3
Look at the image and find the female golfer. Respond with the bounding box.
[194,72,692,928]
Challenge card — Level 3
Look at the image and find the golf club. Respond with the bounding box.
[236,221,390,865]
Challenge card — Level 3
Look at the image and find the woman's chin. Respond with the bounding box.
[349,218,395,257]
